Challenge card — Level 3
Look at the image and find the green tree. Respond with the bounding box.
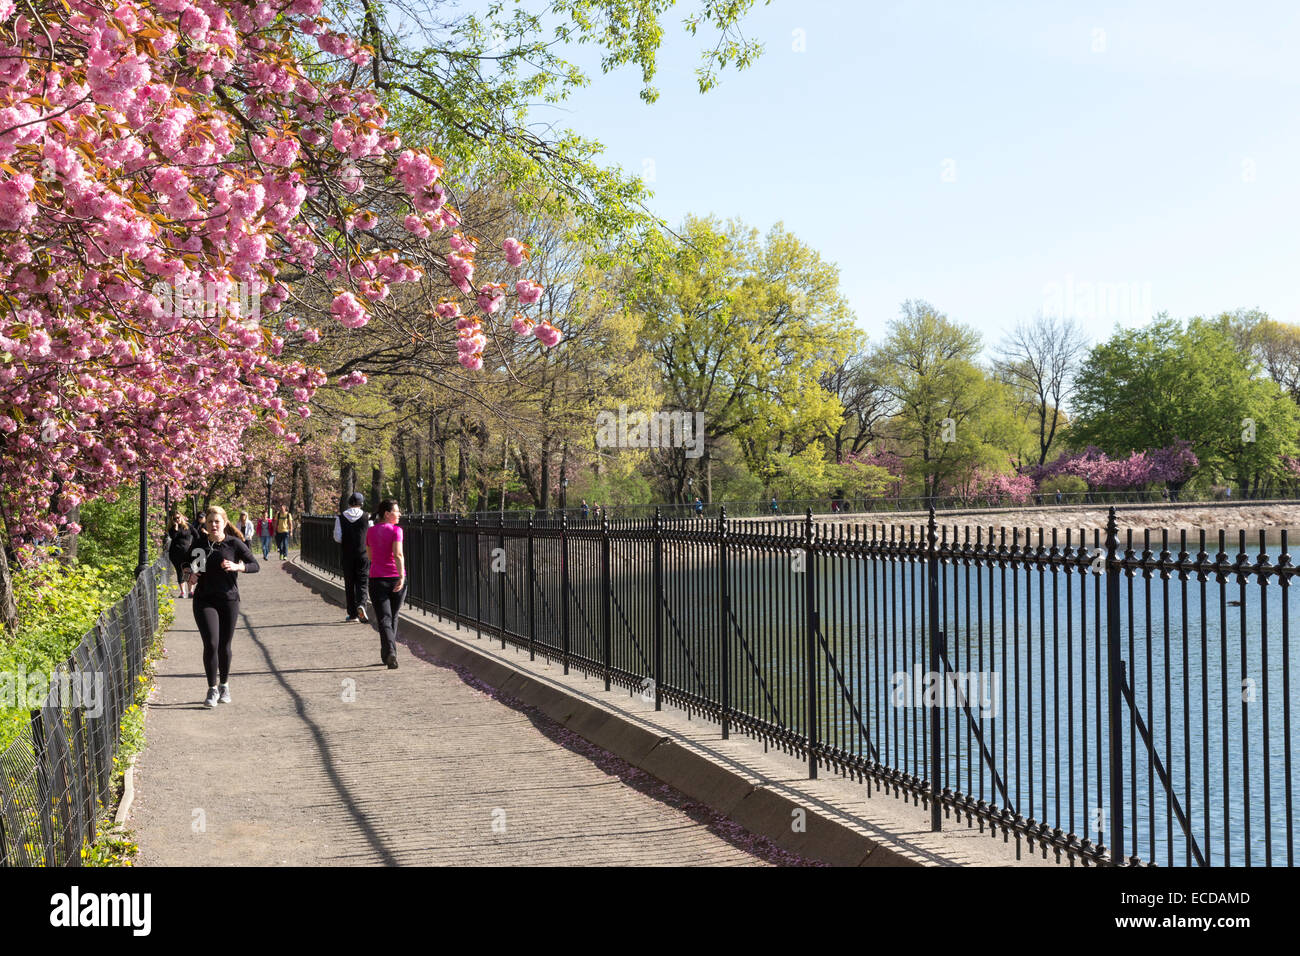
[871,301,1000,497]
[629,216,857,500]
[1070,315,1300,487]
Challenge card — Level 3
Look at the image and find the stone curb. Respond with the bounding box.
[287,558,924,867]
[114,754,139,826]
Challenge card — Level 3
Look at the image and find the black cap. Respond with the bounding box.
[348,492,365,506]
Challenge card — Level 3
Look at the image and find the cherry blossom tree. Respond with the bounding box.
[0,0,558,547]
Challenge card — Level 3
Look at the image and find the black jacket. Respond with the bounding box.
[167,527,195,563]
[191,534,260,601]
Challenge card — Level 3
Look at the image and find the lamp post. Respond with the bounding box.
[560,477,569,512]
[265,471,274,520]
[135,473,148,578]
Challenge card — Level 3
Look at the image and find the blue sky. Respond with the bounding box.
[454,0,1300,354]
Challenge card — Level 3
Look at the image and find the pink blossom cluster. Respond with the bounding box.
[946,468,1036,503]
[1029,441,1199,491]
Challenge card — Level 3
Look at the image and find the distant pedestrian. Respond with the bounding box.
[167,514,195,598]
[239,510,255,542]
[366,500,406,669]
[256,512,273,558]
[581,499,590,520]
[694,496,704,516]
[274,505,293,558]
[1055,490,1062,505]
[184,506,259,708]
[770,496,779,514]
[334,492,372,623]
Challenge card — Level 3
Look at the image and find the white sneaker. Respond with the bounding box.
[204,687,220,709]
[218,684,232,704]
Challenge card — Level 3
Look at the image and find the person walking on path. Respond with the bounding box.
[334,491,372,623]
[274,505,293,559]
[239,510,255,542]
[366,500,405,669]
[694,496,704,516]
[167,514,196,599]
[256,512,273,559]
[581,499,589,520]
[184,505,259,708]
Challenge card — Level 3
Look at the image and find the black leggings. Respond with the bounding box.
[194,596,238,686]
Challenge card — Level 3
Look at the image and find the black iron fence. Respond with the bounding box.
[301,510,1297,867]
[0,555,166,866]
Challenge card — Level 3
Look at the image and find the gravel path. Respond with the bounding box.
[129,556,817,866]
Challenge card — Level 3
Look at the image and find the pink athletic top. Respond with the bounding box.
[366,522,403,577]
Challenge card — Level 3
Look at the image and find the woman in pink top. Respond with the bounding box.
[366,499,406,669]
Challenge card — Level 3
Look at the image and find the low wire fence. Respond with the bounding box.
[302,510,1297,866]
[427,488,1298,522]
[0,555,167,867]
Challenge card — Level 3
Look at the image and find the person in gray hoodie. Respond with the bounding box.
[334,492,373,622]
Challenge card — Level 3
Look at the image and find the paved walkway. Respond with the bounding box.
[130,556,814,866]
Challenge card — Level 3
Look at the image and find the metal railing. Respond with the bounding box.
[301,510,1297,866]
[0,555,167,867]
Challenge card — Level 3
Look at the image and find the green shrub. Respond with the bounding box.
[0,559,137,750]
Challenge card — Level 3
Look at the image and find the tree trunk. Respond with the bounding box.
[539,435,551,510]
[301,455,314,514]
[0,537,17,640]
[558,440,570,509]
[409,442,419,513]
[370,462,383,512]
[438,439,448,510]
[288,459,301,515]
[397,433,410,511]
[456,437,469,507]
[60,504,81,564]
[339,461,356,511]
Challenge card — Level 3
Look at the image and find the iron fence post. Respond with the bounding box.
[498,514,506,649]
[928,507,943,831]
[805,508,818,779]
[474,513,483,640]
[1105,506,1125,863]
[527,514,536,662]
[653,508,663,711]
[450,515,461,630]
[719,507,730,740]
[602,511,612,691]
[561,512,571,675]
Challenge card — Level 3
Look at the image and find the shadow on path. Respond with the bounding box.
[240,610,401,867]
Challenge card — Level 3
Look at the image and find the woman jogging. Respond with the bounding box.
[274,505,293,559]
[366,500,405,669]
[167,514,196,598]
[184,505,259,708]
